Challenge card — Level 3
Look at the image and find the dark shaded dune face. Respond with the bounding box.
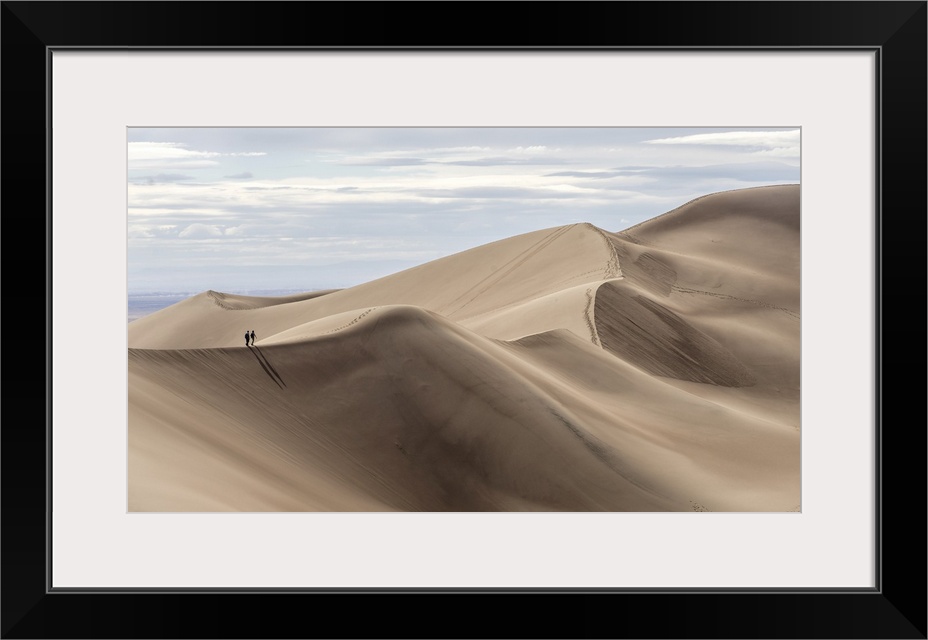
[326,307,668,510]
[632,252,677,295]
[594,281,756,387]
[608,240,677,297]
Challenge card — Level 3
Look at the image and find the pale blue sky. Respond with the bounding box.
[128,127,799,293]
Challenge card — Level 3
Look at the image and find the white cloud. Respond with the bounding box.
[127,226,154,239]
[129,141,218,159]
[336,144,570,167]
[644,130,800,157]
[178,223,224,238]
[128,142,266,170]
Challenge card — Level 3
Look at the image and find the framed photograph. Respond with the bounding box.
[5,2,924,638]
[123,124,803,517]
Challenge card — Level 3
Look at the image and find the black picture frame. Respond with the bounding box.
[3,2,924,638]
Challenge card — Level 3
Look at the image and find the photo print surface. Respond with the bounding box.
[128,127,801,513]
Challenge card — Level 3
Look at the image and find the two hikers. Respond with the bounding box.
[245,330,256,346]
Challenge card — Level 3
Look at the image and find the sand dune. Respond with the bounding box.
[128,184,801,512]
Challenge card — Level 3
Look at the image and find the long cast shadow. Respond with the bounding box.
[247,345,286,389]
[251,345,287,387]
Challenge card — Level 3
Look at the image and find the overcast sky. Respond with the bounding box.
[127,127,800,294]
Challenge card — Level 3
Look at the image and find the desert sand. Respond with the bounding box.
[128,184,800,512]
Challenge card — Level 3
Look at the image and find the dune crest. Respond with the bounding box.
[129,185,800,512]
[206,289,338,311]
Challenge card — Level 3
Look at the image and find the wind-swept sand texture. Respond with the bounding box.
[129,185,800,512]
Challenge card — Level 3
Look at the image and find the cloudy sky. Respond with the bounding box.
[128,127,800,294]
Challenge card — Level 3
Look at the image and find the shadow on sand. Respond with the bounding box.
[248,345,286,389]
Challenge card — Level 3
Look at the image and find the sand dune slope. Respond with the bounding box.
[132,307,678,511]
[129,185,800,512]
[128,222,620,350]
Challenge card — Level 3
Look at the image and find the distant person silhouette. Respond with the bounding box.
[245,330,251,347]
[250,330,256,346]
